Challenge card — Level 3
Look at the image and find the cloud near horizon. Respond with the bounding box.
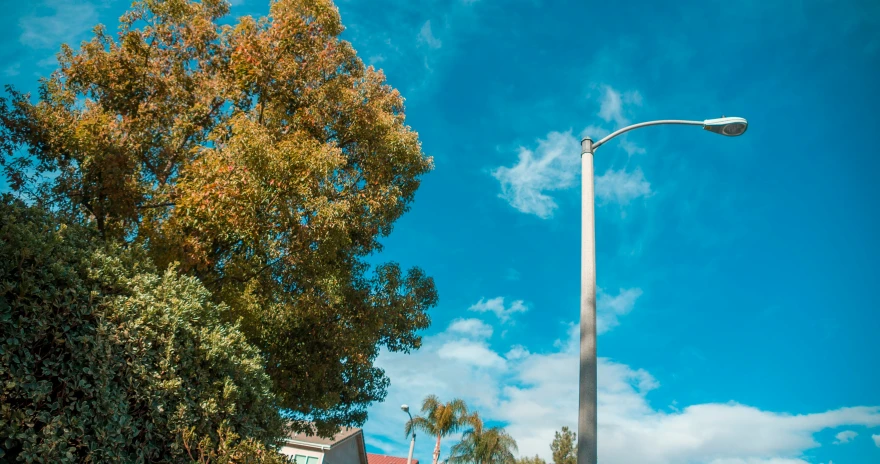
[364,300,880,464]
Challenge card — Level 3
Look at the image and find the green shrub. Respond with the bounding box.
[0,196,284,462]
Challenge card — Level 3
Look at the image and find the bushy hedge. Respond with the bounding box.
[0,197,286,463]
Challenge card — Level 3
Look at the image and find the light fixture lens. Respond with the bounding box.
[722,122,747,136]
[703,117,748,137]
[401,404,409,412]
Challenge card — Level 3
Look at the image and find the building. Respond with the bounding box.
[366,453,419,464]
[281,427,369,464]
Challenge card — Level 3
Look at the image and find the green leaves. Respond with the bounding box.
[0,198,282,462]
[448,413,518,464]
[550,427,576,464]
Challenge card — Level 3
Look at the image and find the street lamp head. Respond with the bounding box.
[401,404,409,413]
[703,117,748,137]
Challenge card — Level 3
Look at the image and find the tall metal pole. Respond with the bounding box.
[574,117,746,464]
[578,137,598,464]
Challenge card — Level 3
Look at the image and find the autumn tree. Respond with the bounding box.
[550,427,576,464]
[0,0,437,437]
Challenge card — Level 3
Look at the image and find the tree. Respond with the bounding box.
[404,395,472,464]
[515,456,547,464]
[0,196,283,462]
[0,0,437,436]
[448,414,518,464]
[550,427,576,464]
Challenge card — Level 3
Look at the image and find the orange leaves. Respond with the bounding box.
[3,0,437,432]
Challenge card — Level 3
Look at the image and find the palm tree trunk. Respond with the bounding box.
[432,434,441,464]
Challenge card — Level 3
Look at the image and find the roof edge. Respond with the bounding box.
[283,438,332,451]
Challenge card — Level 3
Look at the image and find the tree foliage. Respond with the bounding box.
[404,395,472,464]
[514,455,546,464]
[550,427,576,464]
[0,0,437,436]
[448,414,517,464]
[0,197,283,462]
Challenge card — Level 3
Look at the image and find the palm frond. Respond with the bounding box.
[421,394,441,414]
[405,415,436,437]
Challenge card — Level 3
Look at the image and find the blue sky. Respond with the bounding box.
[2,0,879,463]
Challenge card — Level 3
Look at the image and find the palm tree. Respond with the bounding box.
[404,395,472,464]
[448,413,518,464]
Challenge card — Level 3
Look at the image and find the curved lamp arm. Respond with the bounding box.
[591,120,703,150]
[586,117,748,152]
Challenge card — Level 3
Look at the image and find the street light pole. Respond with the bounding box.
[402,404,416,464]
[578,135,598,464]
[576,117,748,464]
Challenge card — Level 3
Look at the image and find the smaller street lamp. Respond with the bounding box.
[402,404,415,464]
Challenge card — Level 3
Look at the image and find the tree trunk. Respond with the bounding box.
[432,434,441,464]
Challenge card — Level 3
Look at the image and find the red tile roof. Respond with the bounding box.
[367,453,419,464]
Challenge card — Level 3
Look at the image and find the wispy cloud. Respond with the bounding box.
[468,297,528,324]
[873,433,880,447]
[832,430,857,444]
[595,168,652,205]
[596,84,642,127]
[367,316,880,464]
[337,0,480,101]
[594,84,645,155]
[419,20,442,49]
[597,288,643,334]
[493,84,652,218]
[492,130,581,218]
[2,63,20,77]
[19,0,98,49]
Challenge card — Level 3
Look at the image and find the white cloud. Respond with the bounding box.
[468,297,528,323]
[19,0,98,49]
[493,85,651,217]
[505,345,529,360]
[873,433,880,447]
[618,138,647,156]
[581,124,611,141]
[597,85,643,127]
[598,85,626,126]
[419,21,442,49]
[368,54,386,65]
[365,317,880,464]
[492,131,581,218]
[2,63,20,77]
[438,339,506,369]
[597,288,643,334]
[595,168,652,205]
[448,318,494,338]
[832,430,857,444]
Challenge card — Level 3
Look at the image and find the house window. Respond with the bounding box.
[293,455,319,464]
